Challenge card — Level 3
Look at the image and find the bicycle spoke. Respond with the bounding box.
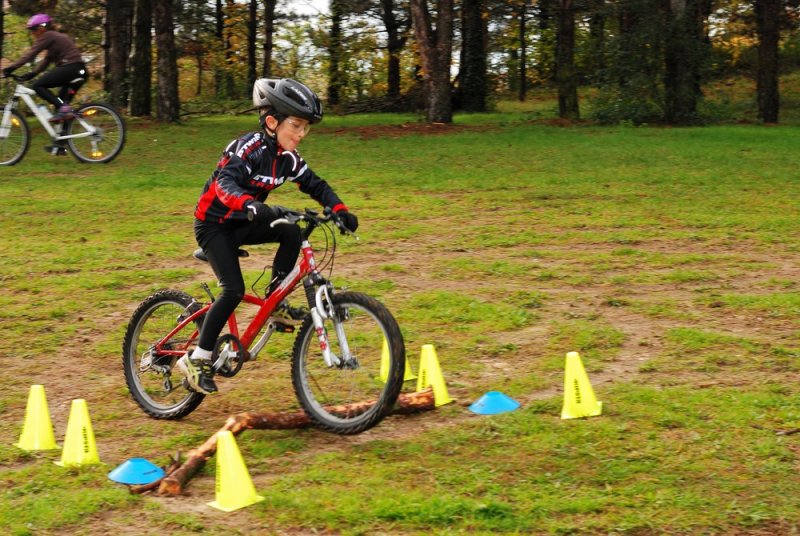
[123,290,205,419]
[67,104,125,163]
[292,292,405,434]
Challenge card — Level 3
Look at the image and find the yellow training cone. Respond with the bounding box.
[16,385,58,451]
[208,431,265,512]
[56,399,101,467]
[379,338,417,383]
[561,351,603,419]
[416,344,453,407]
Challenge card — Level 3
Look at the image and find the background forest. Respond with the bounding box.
[1,0,799,124]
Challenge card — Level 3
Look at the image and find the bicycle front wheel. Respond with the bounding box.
[122,289,205,419]
[0,110,30,166]
[67,102,125,163]
[292,291,405,434]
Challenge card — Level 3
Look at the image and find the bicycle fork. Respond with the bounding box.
[0,104,14,138]
[306,281,355,368]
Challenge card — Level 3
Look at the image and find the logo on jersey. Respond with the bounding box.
[250,174,285,188]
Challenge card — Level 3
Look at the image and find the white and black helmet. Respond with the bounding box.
[252,78,323,124]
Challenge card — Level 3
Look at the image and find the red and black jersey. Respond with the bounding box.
[195,131,345,223]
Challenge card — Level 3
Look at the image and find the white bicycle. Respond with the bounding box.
[0,74,125,165]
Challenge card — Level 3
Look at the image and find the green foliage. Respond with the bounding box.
[591,82,666,125]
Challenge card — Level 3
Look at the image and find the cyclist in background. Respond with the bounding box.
[177,78,359,395]
[2,13,87,155]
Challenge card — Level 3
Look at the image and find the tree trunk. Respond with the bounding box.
[556,0,579,119]
[214,0,224,97]
[262,0,276,77]
[153,0,180,121]
[518,1,527,101]
[105,0,134,108]
[617,3,635,88]
[380,0,406,99]
[196,52,204,97]
[215,0,223,94]
[588,0,605,86]
[247,0,257,93]
[756,0,780,123]
[459,0,487,112]
[0,5,5,73]
[328,0,344,106]
[224,0,235,98]
[410,0,454,123]
[129,0,152,116]
[664,0,706,124]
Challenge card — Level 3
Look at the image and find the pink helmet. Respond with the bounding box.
[26,14,52,29]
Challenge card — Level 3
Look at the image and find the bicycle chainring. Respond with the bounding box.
[213,333,246,378]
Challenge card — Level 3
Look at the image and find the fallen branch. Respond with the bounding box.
[127,452,182,495]
[131,389,435,496]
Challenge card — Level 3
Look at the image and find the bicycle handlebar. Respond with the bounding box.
[263,206,357,238]
[269,207,327,227]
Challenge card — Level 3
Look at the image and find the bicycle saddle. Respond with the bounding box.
[192,248,249,262]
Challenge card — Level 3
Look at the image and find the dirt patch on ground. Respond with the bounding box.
[328,122,484,140]
[9,207,800,533]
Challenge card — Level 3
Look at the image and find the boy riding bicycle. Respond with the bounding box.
[177,78,359,395]
[1,13,87,155]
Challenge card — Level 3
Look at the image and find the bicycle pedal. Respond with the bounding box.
[181,378,195,392]
[44,145,67,156]
[274,321,295,333]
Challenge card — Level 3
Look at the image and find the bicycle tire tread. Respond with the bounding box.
[291,291,405,435]
[0,110,30,166]
[122,289,205,419]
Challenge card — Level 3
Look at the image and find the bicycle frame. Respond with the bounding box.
[0,83,96,141]
[153,237,331,365]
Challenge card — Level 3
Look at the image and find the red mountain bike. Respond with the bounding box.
[122,208,406,434]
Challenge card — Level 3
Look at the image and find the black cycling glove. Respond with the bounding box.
[335,209,359,233]
[2,67,14,78]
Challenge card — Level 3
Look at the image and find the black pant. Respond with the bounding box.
[32,63,86,108]
[194,218,302,351]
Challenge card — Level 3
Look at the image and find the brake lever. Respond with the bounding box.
[329,211,359,240]
[335,221,359,240]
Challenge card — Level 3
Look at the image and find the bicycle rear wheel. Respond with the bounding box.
[291,291,405,434]
[66,102,125,163]
[122,289,206,419]
[0,110,30,166]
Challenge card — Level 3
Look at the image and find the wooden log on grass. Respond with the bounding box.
[131,389,435,496]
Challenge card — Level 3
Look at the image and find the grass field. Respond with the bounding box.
[1,99,800,534]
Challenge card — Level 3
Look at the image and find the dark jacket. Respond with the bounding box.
[7,30,83,74]
[195,131,345,223]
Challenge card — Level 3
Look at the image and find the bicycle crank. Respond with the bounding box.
[212,333,246,378]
